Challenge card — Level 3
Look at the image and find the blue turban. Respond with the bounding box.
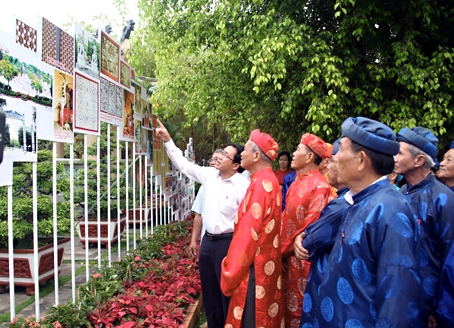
[332,138,340,156]
[341,117,399,155]
[397,127,439,158]
[450,141,454,149]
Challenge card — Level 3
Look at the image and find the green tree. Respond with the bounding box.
[0,54,19,86]
[30,75,43,95]
[133,0,454,152]
[10,139,20,148]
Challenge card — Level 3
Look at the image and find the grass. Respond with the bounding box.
[0,265,86,323]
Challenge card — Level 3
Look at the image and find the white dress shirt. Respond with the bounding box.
[165,140,250,234]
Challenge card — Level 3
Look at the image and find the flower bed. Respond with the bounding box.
[9,218,201,327]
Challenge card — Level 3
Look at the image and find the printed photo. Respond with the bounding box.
[120,60,131,88]
[52,69,74,142]
[74,22,100,80]
[121,89,134,141]
[74,72,99,135]
[39,17,74,75]
[15,18,38,53]
[0,30,55,159]
[100,31,119,82]
[99,78,122,126]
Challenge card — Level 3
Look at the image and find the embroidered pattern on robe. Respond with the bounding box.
[221,167,284,328]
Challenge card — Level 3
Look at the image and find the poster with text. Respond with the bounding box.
[74,22,100,80]
[121,88,134,141]
[38,16,74,75]
[0,30,53,160]
[100,31,119,83]
[74,72,100,135]
[100,77,122,125]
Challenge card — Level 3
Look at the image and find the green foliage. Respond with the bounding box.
[8,220,194,327]
[65,122,132,219]
[136,0,454,153]
[0,150,71,246]
[0,54,19,85]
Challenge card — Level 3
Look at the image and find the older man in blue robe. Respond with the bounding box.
[395,128,454,326]
[300,117,421,327]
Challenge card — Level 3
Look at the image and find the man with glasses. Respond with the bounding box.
[189,149,223,255]
[155,119,249,328]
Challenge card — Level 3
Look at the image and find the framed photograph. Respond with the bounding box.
[120,60,131,88]
[100,31,119,83]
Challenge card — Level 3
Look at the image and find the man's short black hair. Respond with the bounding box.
[227,143,245,173]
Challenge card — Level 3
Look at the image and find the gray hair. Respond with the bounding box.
[407,144,435,169]
[251,141,272,164]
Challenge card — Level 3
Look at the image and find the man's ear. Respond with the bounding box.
[414,154,427,168]
[357,151,367,172]
[253,151,261,163]
[232,162,240,171]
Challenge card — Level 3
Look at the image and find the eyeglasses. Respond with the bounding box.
[221,150,235,162]
[209,156,222,163]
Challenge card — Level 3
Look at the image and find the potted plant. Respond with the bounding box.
[0,149,71,295]
[68,123,131,248]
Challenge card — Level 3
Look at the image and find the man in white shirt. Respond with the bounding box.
[155,119,249,327]
[189,149,223,254]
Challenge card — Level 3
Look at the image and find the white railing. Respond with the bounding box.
[1,132,195,322]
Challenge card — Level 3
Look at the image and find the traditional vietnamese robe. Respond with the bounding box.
[280,169,332,328]
[300,187,350,325]
[303,187,350,262]
[436,242,454,327]
[221,167,284,328]
[300,179,421,327]
[400,174,454,322]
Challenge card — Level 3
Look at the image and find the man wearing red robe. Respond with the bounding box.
[280,133,333,328]
[221,130,284,328]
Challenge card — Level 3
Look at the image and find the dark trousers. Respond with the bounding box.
[243,265,256,327]
[199,234,232,328]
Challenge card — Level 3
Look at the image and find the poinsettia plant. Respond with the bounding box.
[9,216,201,328]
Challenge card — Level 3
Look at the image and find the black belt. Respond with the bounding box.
[205,232,233,241]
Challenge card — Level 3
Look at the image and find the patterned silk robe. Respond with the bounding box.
[301,180,421,327]
[221,167,284,328]
[400,174,454,322]
[280,169,332,328]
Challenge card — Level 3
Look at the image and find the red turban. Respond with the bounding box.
[250,129,279,160]
[300,133,329,159]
